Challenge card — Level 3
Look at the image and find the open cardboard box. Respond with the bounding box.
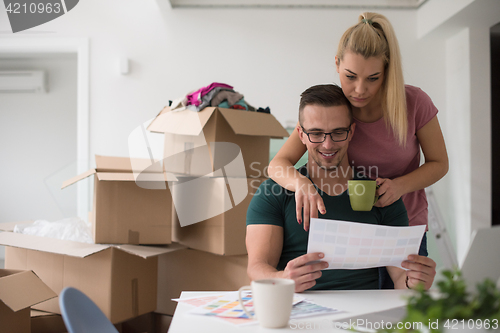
[171,176,264,255]
[0,269,57,333]
[155,248,249,315]
[147,106,289,178]
[0,227,186,324]
[62,155,176,245]
[30,310,67,333]
[30,310,167,333]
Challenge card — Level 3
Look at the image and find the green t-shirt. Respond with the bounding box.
[246,166,409,290]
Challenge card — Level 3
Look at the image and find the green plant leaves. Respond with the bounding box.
[380,268,500,333]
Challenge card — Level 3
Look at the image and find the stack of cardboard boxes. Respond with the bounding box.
[0,154,179,332]
[0,106,288,332]
[149,106,288,315]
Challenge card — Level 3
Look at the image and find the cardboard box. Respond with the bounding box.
[154,314,172,333]
[117,313,172,333]
[171,177,264,255]
[120,312,156,333]
[30,310,67,333]
[148,106,289,178]
[30,310,154,333]
[0,230,186,324]
[0,269,57,333]
[155,248,249,315]
[62,155,176,245]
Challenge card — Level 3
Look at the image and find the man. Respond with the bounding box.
[246,84,436,292]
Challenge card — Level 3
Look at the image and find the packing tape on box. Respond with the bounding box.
[132,278,139,317]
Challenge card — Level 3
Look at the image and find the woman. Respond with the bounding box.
[268,12,448,287]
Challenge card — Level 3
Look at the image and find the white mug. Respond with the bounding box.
[238,278,295,328]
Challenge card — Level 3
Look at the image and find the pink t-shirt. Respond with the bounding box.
[347,85,438,227]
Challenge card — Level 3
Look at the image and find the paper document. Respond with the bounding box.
[307,218,425,270]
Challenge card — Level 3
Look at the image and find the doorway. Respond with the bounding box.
[0,38,89,264]
[491,23,500,226]
[0,53,78,222]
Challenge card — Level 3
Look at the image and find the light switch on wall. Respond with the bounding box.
[119,57,129,75]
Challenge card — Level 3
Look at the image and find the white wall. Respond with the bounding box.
[414,0,500,265]
[416,0,475,38]
[1,0,499,266]
[445,27,471,263]
[0,0,418,158]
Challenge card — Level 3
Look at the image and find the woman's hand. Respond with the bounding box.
[374,177,405,207]
[295,180,326,232]
[374,116,448,208]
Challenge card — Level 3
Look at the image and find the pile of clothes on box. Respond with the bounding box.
[169,82,270,114]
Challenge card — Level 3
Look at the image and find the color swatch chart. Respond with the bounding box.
[175,293,255,326]
[290,300,341,319]
[307,218,426,270]
[188,292,254,319]
[181,292,340,326]
[174,295,223,307]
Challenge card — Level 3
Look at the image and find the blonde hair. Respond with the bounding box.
[336,12,407,146]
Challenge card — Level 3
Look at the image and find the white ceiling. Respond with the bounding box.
[168,0,428,9]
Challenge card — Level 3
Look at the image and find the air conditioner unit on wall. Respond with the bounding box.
[0,70,47,93]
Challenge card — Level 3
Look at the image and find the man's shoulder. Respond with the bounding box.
[256,164,308,198]
[256,178,294,198]
[247,177,294,226]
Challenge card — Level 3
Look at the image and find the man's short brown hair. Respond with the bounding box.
[299,84,353,125]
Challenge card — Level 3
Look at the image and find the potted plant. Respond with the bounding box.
[380,269,500,333]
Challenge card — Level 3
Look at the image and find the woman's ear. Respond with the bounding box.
[335,56,340,73]
[348,122,356,141]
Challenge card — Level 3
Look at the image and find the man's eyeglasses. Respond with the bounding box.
[301,125,351,143]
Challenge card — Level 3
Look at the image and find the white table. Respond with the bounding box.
[168,289,415,332]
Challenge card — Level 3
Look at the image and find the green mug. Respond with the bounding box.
[348,180,378,211]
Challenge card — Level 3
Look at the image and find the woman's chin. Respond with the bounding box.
[349,98,370,108]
